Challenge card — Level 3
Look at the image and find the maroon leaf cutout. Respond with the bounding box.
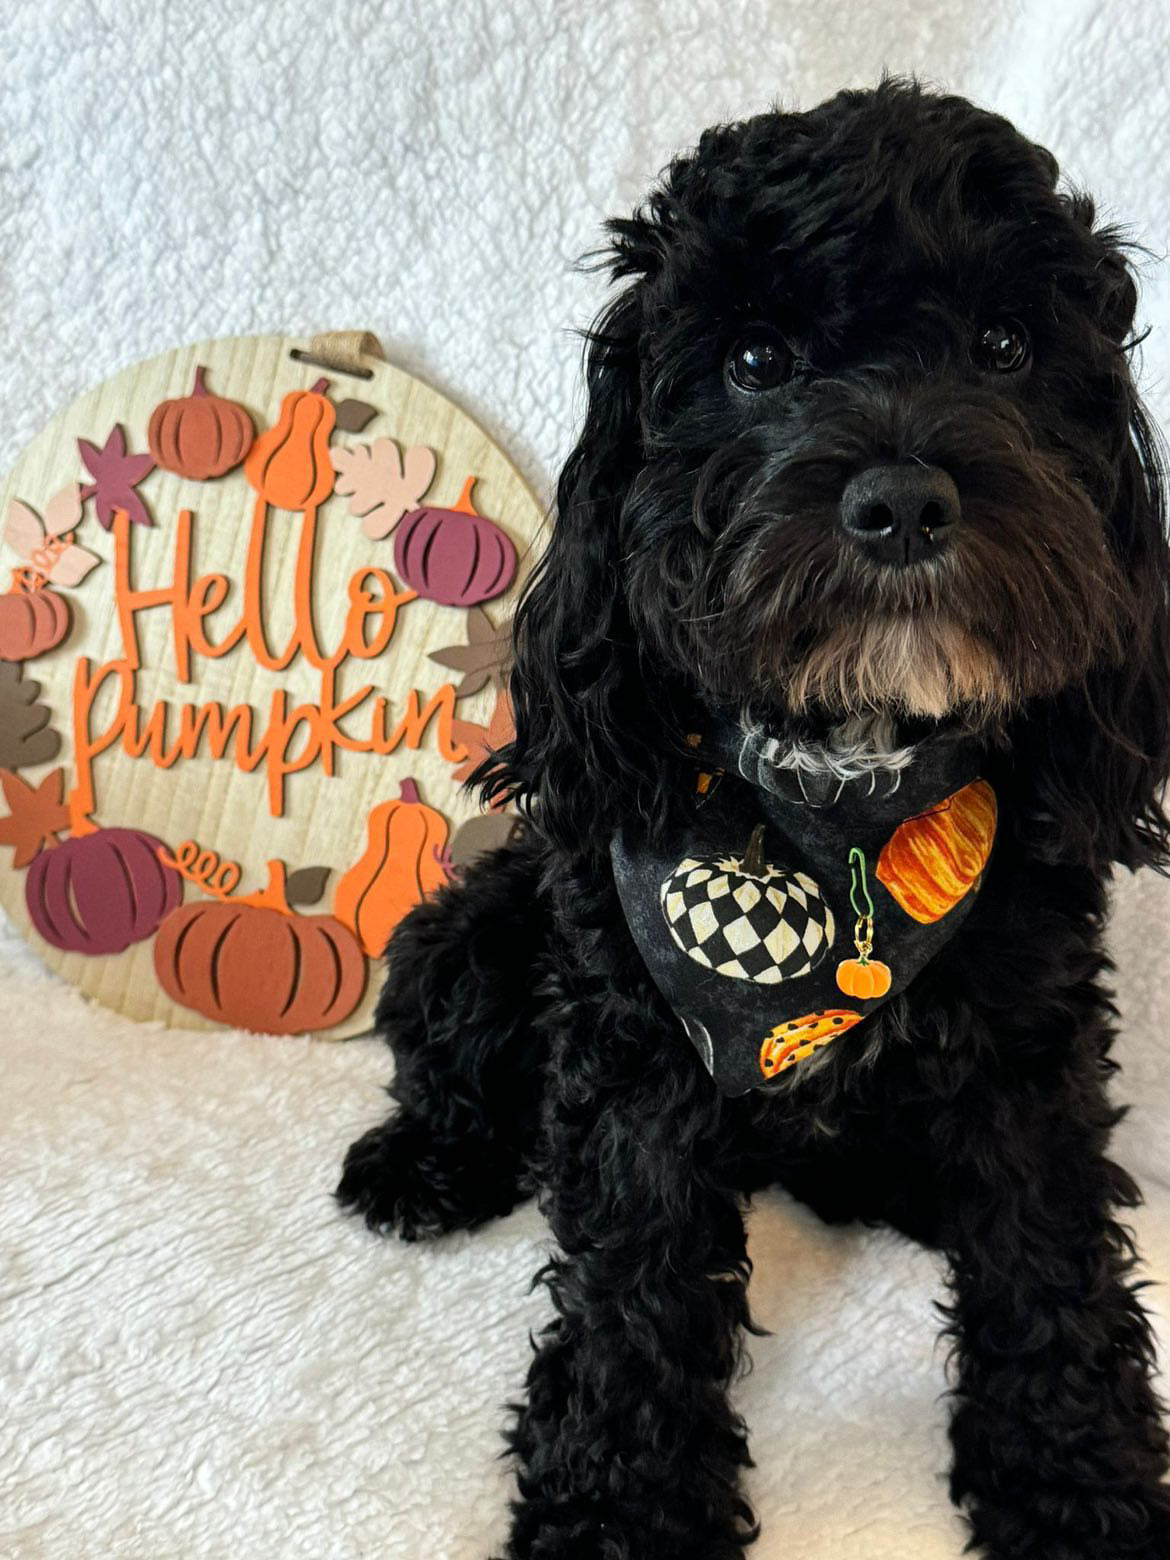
[78,425,155,530]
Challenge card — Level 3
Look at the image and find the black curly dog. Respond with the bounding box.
[339,79,1170,1558]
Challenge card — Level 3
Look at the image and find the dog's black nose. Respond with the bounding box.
[839,464,960,566]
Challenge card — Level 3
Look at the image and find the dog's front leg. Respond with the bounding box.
[500,1010,757,1560]
[937,1071,1170,1558]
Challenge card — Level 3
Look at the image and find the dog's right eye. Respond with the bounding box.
[726,330,792,392]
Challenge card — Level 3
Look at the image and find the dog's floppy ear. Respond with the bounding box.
[1014,261,1170,872]
[477,266,681,856]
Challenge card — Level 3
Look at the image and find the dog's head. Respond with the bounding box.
[485,79,1170,869]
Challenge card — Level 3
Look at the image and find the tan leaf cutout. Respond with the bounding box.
[331,439,436,540]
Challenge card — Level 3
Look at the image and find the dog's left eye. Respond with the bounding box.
[726,329,792,392]
[972,320,1031,373]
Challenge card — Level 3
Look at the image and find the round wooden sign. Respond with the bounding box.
[0,332,545,1037]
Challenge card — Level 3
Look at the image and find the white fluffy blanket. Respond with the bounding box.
[2,1,1170,1555]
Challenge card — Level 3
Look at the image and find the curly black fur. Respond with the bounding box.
[339,77,1170,1557]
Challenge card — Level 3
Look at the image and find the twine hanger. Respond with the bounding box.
[289,330,385,380]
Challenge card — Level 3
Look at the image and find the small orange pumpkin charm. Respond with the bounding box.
[245,377,337,512]
[876,779,996,924]
[835,846,895,1001]
[333,778,451,957]
[835,956,892,999]
[148,364,255,480]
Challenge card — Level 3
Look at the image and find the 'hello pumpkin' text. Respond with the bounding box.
[71,507,467,817]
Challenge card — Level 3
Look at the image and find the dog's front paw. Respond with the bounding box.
[336,1114,525,1240]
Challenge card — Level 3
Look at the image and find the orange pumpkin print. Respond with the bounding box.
[876,779,997,924]
[245,378,336,512]
[333,778,451,957]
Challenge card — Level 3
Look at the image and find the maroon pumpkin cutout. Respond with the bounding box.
[26,828,182,954]
[148,365,256,481]
[394,476,517,607]
[0,587,71,662]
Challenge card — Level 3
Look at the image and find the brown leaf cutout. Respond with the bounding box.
[0,663,61,770]
[286,864,333,907]
[332,399,379,434]
[428,607,512,700]
[0,766,70,868]
[449,812,522,871]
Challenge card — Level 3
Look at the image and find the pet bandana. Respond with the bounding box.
[611,718,997,1096]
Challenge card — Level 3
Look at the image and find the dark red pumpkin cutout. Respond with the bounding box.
[394,476,517,607]
[26,826,182,954]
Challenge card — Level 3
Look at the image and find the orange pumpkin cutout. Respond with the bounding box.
[876,779,997,924]
[0,584,70,661]
[333,778,450,957]
[153,859,366,1034]
[148,365,255,481]
[245,377,336,512]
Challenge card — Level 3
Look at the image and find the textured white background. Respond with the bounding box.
[2,2,1170,1556]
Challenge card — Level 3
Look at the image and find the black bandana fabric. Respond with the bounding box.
[611,721,998,1096]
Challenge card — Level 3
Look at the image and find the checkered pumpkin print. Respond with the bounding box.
[660,846,835,984]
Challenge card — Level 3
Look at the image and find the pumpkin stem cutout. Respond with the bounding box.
[452,476,478,515]
[238,858,292,914]
[835,846,893,1000]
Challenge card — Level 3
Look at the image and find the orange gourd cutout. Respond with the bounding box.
[333,778,451,957]
[876,779,997,924]
[153,851,366,1034]
[245,378,337,513]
